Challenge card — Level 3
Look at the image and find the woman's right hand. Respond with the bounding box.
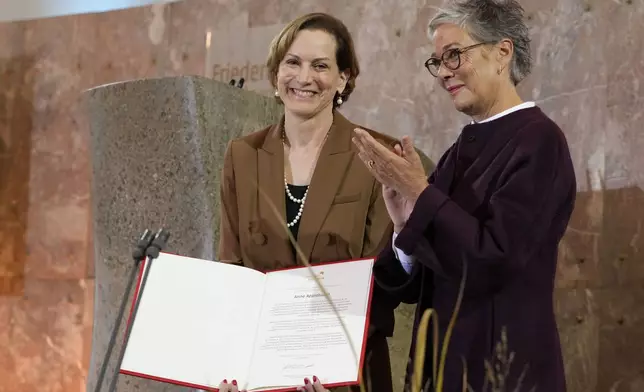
[296,376,329,392]
[382,144,415,232]
[218,379,245,392]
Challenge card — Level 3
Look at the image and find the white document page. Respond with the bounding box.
[120,252,266,388]
[245,258,374,391]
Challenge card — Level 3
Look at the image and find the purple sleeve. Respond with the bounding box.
[373,236,423,304]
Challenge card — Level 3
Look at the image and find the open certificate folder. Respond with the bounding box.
[119,253,375,391]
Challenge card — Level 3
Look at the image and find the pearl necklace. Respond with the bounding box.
[282,129,329,228]
[284,178,308,227]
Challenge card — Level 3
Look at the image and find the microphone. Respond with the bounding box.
[237,77,245,88]
[132,229,154,261]
[145,229,170,259]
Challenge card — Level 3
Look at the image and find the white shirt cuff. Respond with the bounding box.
[392,231,415,274]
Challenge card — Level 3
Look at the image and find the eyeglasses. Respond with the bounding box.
[424,42,495,77]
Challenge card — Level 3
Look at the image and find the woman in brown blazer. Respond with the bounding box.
[216,12,399,392]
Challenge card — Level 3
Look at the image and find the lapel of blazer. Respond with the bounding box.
[296,111,355,262]
[449,123,518,215]
[258,118,296,266]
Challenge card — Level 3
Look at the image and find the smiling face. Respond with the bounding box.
[276,29,348,119]
[430,24,503,117]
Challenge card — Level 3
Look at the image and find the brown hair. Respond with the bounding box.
[266,13,360,107]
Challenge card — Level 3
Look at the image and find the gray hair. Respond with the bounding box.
[428,0,532,85]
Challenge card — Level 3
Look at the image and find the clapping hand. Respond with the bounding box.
[352,129,428,205]
[381,143,419,232]
[352,130,427,231]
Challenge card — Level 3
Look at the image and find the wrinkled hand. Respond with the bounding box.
[218,379,245,392]
[296,376,329,392]
[352,129,428,208]
[382,144,417,232]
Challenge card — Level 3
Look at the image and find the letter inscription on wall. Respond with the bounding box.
[206,15,285,97]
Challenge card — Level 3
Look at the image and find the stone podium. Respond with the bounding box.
[85,76,282,391]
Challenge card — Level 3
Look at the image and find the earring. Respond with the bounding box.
[336,96,343,105]
[274,90,279,97]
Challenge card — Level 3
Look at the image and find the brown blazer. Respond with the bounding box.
[217,111,426,392]
[217,111,397,272]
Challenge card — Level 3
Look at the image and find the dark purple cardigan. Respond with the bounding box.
[375,107,576,392]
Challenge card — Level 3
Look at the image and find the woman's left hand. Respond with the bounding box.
[296,376,329,392]
[352,129,428,203]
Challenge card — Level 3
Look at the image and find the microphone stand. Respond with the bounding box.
[93,229,154,392]
[107,228,171,392]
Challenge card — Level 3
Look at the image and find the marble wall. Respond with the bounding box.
[0,0,642,391]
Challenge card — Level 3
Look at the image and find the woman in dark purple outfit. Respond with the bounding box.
[352,0,576,391]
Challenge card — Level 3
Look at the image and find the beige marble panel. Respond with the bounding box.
[555,287,600,392]
[595,287,644,391]
[17,14,92,280]
[0,279,91,392]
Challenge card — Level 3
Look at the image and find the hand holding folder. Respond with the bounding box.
[218,375,329,392]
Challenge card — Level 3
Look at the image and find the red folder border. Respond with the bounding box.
[118,253,376,392]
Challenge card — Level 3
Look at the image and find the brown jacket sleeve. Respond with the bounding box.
[217,141,243,265]
[360,178,394,258]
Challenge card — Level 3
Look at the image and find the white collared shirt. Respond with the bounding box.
[393,101,536,273]
[474,101,536,124]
